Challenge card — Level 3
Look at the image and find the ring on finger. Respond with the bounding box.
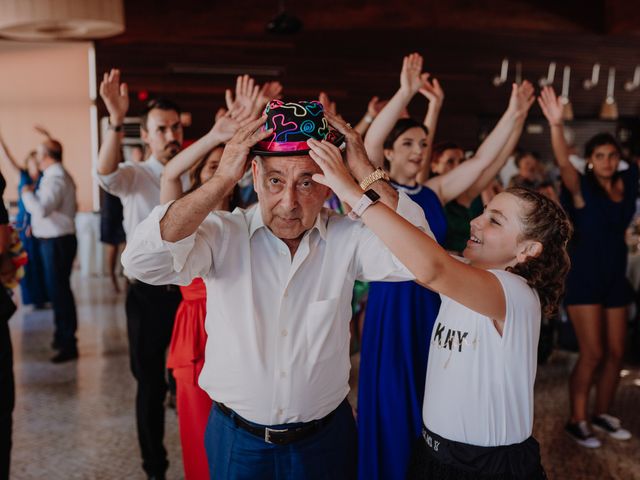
[345,123,352,129]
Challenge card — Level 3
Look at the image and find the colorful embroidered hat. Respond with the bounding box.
[252,100,345,156]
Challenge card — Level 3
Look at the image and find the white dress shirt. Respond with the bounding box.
[122,192,431,425]
[95,156,165,238]
[22,162,77,238]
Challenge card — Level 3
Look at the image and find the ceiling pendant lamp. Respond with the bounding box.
[0,0,124,41]
[600,67,619,120]
[560,66,574,121]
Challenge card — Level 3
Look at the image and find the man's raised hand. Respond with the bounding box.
[215,115,272,185]
[225,75,260,117]
[99,69,129,125]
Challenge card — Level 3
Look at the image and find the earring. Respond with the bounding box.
[587,162,594,171]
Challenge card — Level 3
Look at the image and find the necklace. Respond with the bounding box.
[391,181,422,195]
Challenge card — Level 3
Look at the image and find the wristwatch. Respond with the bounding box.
[107,120,123,132]
[359,167,389,190]
[348,189,380,220]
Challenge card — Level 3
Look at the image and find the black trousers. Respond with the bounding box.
[39,234,78,352]
[0,288,16,480]
[126,281,181,477]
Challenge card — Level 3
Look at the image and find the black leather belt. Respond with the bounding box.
[216,402,338,445]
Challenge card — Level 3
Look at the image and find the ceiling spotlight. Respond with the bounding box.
[266,0,301,34]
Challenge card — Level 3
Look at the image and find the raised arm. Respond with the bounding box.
[0,132,23,173]
[310,134,506,322]
[321,111,399,209]
[426,82,533,205]
[353,96,381,137]
[160,102,254,203]
[416,75,445,184]
[160,116,272,242]
[97,69,129,176]
[364,53,428,168]
[459,81,535,202]
[538,86,581,197]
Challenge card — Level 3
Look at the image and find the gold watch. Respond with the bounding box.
[359,168,390,190]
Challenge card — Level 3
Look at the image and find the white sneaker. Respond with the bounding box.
[565,421,602,448]
[592,414,632,440]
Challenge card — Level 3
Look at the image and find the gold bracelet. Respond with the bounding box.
[359,168,390,190]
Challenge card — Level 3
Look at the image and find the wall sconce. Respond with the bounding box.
[583,63,600,90]
[538,62,556,87]
[624,65,640,92]
[493,58,509,86]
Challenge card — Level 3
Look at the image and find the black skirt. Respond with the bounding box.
[407,427,547,480]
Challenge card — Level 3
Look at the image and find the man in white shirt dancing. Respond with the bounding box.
[95,69,183,480]
[22,139,78,363]
[123,100,431,479]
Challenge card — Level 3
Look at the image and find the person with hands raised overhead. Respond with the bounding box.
[308,133,571,480]
[122,99,431,480]
[416,73,444,185]
[95,68,184,480]
[160,88,252,480]
[0,132,48,308]
[539,86,636,448]
[357,51,535,480]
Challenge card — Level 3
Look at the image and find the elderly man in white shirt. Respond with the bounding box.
[22,139,78,363]
[122,100,431,480]
[94,69,183,480]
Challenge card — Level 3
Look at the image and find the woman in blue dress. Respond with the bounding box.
[0,138,48,307]
[358,53,534,480]
[539,86,636,447]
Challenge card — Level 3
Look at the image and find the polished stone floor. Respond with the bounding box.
[7,274,640,479]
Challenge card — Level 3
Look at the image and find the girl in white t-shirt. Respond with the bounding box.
[307,119,572,479]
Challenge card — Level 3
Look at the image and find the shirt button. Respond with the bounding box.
[281,329,288,337]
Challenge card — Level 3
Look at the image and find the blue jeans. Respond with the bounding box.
[39,234,77,352]
[205,399,357,480]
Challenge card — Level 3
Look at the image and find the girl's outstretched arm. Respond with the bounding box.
[308,138,507,326]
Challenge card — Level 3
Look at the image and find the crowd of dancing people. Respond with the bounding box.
[0,52,637,480]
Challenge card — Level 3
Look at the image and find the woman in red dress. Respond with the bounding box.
[160,103,248,479]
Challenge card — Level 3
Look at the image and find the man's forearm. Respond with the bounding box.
[160,174,236,242]
[97,129,123,175]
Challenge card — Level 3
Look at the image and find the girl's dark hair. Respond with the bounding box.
[382,118,428,169]
[583,132,623,196]
[584,132,621,159]
[383,118,428,150]
[504,187,573,318]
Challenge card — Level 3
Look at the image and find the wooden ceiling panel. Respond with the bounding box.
[95,1,640,142]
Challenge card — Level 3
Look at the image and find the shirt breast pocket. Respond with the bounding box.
[305,297,346,363]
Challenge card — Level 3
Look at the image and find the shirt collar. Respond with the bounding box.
[43,162,64,176]
[145,155,164,179]
[248,204,328,242]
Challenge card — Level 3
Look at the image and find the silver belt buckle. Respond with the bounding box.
[264,427,288,444]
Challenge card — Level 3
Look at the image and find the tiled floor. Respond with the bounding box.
[7,274,640,479]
